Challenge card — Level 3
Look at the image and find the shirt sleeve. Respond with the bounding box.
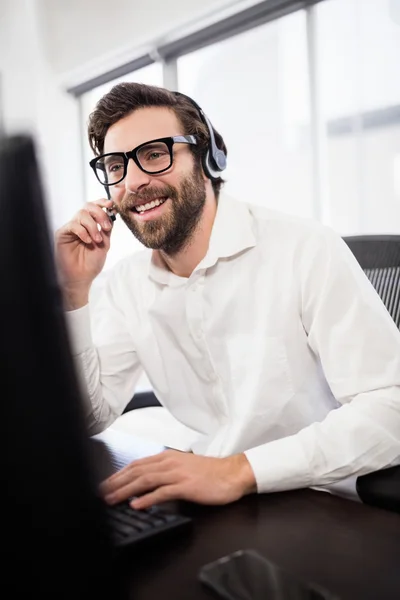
[245,227,400,493]
[65,277,143,435]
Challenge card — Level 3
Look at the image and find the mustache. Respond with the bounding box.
[120,185,178,209]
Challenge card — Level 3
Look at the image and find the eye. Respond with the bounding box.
[147,150,167,161]
[107,162,123,173]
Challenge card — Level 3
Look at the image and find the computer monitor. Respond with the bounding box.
[0,134,120,598]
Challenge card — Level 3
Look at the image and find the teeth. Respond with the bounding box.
[136,198,166,213]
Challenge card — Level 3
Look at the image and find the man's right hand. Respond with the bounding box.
[54,199,115,310]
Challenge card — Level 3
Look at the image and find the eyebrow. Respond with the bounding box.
[103,154,124,166]
[139,141,168,149]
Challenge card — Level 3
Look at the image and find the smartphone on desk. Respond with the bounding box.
[198,549,341,600]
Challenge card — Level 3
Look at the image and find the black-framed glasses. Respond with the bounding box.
[89,135,197,186]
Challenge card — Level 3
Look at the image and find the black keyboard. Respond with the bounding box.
[105,501,192,548]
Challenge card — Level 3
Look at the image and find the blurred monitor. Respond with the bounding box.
[0,134,119,599]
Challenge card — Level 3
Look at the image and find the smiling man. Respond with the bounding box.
[55,82,400,511]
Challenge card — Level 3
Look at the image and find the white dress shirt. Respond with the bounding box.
[66,194,400,499]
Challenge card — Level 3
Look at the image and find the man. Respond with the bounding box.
[55,82,400,511]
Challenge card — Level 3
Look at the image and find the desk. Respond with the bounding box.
[118,489,400,600]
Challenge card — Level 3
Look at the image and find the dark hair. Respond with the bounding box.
[87,82,227,197]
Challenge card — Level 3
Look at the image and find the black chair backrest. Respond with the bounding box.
[343,235,400,328]
[123,389,161,413]
[343,235,400,513]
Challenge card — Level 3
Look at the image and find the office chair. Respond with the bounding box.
[342,235,400,513]
[123,390,161,413]
[343,235,400,328]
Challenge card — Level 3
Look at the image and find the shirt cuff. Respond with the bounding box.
[64,304,93,355]
[244,434,312,493]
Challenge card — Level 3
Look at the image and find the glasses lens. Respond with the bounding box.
[95,154,125,185]
[137,141,171,173]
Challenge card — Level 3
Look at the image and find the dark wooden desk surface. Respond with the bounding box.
[117,489,400,600]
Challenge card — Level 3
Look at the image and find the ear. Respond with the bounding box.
[204,177,214,197]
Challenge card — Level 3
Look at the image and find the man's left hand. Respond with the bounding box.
[99,450,257,510]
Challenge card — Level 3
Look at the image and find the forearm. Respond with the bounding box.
[245,386,400,494]
[72,348,118,435]
[65,305,141,435]
[65,305,116,433]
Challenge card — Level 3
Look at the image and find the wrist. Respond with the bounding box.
[230,453,257,496]
[62,285,90,311]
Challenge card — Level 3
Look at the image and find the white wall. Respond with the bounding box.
[0,0,83,231]
[2,0,398,234]
[40,0,246,80]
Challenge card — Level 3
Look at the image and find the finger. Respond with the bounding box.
[74,210,105,243]
[61,222,96,245]
[90,227,111,252]
[90,198,114,209]
[74,224,110,248]
[104,472,175,505]
[79,204,111,231]
[100,457,167,496]
[111,449,176,472]
[101,451,170,489]
[100,470,134,496]
[83,200,114,231]
[130,484,182,510]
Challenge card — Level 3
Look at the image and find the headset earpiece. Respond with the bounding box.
[203,150,226,180]
[173,91,227,181]
[201,111,227,176]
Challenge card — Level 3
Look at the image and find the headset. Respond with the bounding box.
[172,91,227,181]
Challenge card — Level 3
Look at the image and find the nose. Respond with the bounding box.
[124,157,151,194]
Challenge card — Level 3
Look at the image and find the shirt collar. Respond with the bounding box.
[149,193,257,284]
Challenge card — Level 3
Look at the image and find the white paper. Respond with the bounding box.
[92,427,166,472]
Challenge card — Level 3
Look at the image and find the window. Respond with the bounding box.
[178,10,313,219]
[78,0,400,243]
[316,0,400,234]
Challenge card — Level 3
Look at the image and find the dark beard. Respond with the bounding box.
[118,165,206,255]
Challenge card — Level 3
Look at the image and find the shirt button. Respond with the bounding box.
[192,284,198,292]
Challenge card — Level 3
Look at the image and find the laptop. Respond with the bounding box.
[0,134,191,598]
